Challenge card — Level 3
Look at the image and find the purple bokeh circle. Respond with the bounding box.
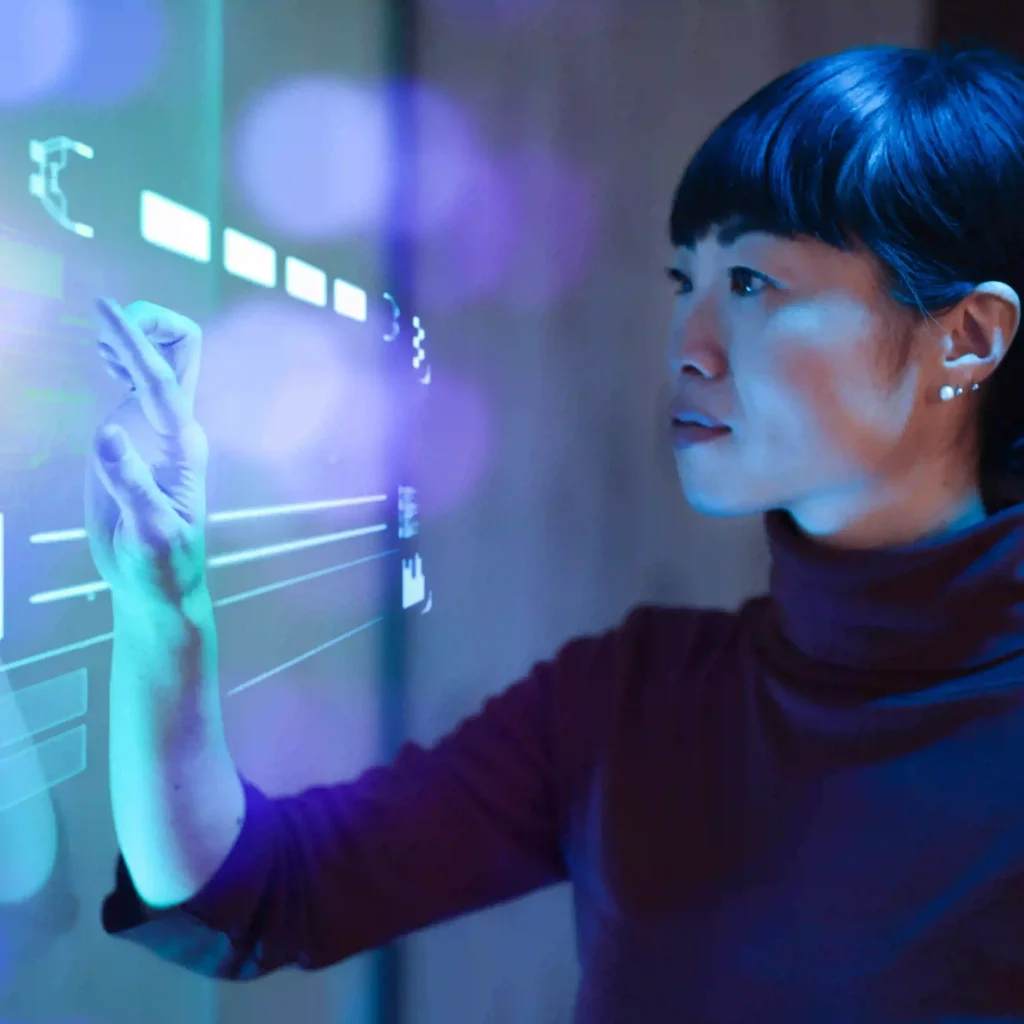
[0,0,78,106]
[233,77,391,241]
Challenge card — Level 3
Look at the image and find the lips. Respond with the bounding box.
[670,421,731,449]
[669,403,731,450]
[670,407,728,430]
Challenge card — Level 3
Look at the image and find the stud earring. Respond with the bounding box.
[939,384,957,401]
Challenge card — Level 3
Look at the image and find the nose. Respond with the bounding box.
[667,319,728,380]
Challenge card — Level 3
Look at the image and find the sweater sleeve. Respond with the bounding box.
[99,625,615,979]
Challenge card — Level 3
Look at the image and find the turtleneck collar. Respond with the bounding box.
[764,503,1024,677]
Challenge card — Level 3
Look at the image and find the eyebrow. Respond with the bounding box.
[675,221,771,254]
[716,222,757,247]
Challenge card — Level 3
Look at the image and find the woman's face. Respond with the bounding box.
[666,231,969,536]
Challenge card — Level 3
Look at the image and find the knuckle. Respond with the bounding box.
[123,298,155,319]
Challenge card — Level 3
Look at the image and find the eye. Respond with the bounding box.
[665,267,692,296]
[730,266,771,297]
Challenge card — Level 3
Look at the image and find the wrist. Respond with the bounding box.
[111,581,215,639]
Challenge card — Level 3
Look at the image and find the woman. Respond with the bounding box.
[92,45,1024,1020]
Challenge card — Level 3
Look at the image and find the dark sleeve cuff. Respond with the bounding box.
[100,777,275,980]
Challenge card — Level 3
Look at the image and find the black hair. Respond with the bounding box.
[669,45,1024,509]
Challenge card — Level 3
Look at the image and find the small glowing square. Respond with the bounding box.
[285,257,327,307]
[333,278,367,322]
[140,191,211,263]
[223,228,276,287]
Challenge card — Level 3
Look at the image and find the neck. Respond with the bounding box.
[763,497,1024,678]
[785,460,986,550]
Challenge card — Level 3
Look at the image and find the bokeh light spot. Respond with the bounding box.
[233,78,391,241]
[53,0,166,107]
[404,84,480,238]
[408,373,492,517]
[420,145,599,310]
[199,298,349,463]
[419,150,521,310]
[0,0,78,107]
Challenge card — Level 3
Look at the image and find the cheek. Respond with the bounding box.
[741,307,915,470]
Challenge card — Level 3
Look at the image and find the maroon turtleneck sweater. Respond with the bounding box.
[102,508,1024,1021]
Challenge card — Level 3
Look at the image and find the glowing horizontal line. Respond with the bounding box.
[214,549,398,608]
[30,581,107,604]
[28,528,84,544]
[0,633,113,674]
[207,523,387,568]
[3,551,398,674]
[208,495,388,524]
[29,524,388,603]
[226,616,384,696]
[30,494,389,544]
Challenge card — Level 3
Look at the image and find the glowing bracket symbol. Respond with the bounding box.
[29,137,95,239]
[382,292,400,342]
[412,315,431,385]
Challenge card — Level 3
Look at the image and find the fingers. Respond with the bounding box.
[92,425,177,545]
[95,298,195,433]
[123,300,203,407]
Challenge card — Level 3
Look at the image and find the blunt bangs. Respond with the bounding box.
[669,46,1024,313]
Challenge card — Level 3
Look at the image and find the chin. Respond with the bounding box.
[682,489,760,518]
[674,461,768,519]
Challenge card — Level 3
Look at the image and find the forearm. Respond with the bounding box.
[109,586,244,909]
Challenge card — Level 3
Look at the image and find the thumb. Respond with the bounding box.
[93,426,174,537]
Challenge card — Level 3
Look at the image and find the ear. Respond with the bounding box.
[943,281,1021,382]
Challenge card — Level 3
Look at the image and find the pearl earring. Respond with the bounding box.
[940,383,979,400]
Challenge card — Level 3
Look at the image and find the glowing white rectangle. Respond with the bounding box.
[140,190,211,263]
[0,669,88,751]
[0,725,86,810]
[333,278,367,322]
[285,257,327,307]
[224,228,276,287]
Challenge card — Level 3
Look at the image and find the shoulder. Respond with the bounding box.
[543,601,746,694]
[605,602,748,683]
[549,602,741,671]
[542,602,749,760]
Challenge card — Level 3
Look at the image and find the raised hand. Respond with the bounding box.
[85,299,209,607]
